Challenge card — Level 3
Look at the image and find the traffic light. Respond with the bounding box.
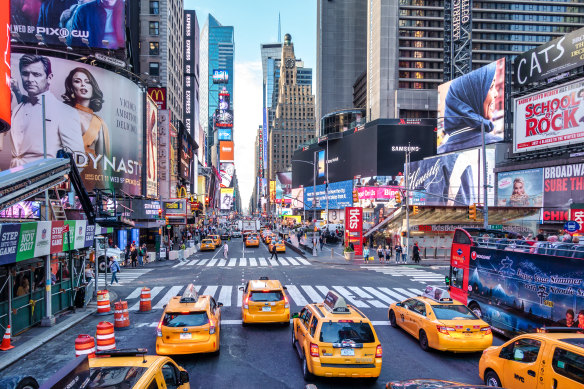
[469,204,477,220]
[165,216,169,225]
[158,209,162,219]
[412,205,419,215]
[205,197,210,206]
[281,198,285,206]
[352,189,359,203]
[395,191,402,204]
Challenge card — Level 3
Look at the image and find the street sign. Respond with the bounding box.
[564,221,580,233]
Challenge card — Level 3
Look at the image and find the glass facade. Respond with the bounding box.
[320,109,366,136]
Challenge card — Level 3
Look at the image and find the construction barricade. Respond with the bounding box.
[96,321,116,351]
[75,334,96,358]
[96,290,112,315]
[113,301,130,330]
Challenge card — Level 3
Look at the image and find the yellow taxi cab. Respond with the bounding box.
[264,233,274,245]
[292,291,382,382]
[260,229,270,240]
[156,284,223,355]
[268,239,286,253]
[240,277,290,326]
[388,285,492,353]
[245,233,260,247]
[209,235,221,247]
[478,327,584,388]
[199,239,216,251]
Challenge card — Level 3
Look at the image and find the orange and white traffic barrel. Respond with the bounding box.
[139,287,152,313]
[114,301,130,330]
[96,290,112,315]
[96,321,115,351]
[75,334,96,358]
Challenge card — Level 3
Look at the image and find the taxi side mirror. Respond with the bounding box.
[239,287,244,291]
[217,302,223,307]
[179,370,189,384]
[292,312,299,319]
[445,276,450,285]
[396,302,402,307]
[283,286,288,290]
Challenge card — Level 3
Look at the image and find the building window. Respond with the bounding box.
[149,42,159,55]
[149,62,160,76]
[150,1,159,14]
[149,22,159,36]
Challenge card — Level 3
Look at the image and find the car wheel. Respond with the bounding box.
[469,302,483,318]
[13,377,39,389]
[302,356,314,381]
[388,310,397,328]
[484,371,502,387]
[419,330,430,352]
[291,327,296,347]
[241,320,248,327]
[364,376,379,385]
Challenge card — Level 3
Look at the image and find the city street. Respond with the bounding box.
[2,238,503,388]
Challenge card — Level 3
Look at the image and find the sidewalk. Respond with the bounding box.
[0,290,118,372]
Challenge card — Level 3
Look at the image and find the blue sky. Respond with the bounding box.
[185,0,317,211]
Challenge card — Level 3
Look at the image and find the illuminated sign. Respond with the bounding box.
[148,87,167,110]
[213,69,229,84]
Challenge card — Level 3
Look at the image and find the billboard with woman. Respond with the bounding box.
[2,53,143,195]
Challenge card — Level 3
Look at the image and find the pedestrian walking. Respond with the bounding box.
[395,243,403,264]
[319,235,324,250]
[223,242,229,259]
[130,245,138,268]
[363,246,370,264]
[413,242,421,264]
[109,257,120,284]
[141,244,148,264]
[377,245,384,263]
[270,244,278,260]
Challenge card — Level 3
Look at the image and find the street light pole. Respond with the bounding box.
[405,146,410,261]
[481,121,489,229]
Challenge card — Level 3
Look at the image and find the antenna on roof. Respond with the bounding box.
[278,12,281,43]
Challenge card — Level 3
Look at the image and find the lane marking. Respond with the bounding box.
[218,286,232,307]
[301,285,323,304]
[153,285,183,309]
[333,286,369,308]
[285,284,308,306]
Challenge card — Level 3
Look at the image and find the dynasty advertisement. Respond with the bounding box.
[2,54,144,195]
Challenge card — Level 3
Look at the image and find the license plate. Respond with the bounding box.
[262,306,271,312]
[180,333,192,339]
[341,348,355,356]
[464,332,473,337]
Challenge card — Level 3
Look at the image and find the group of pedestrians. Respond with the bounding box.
[362,242,421,264]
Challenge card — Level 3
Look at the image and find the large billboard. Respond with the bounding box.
[148,87,167,110]
[218,128,232,141]
[513,79,584,154]
[0,1,9,133]
[146,95,158,198]
[408,148,495,206]
[10,0,126,49]
[219,162,234,188]
[290,187,303,209]
[219,141,234,161]
[179,129,193,182]
[158,110,170,199]
[497,169,543,207]
[304,180,353,211]
[3,54,143,195]
[542,163,584,223]
[514,26,584,87]
[220,188,234,210]
[276,172,292,200]
[215,109,233,128]
[213,69,229,84]
[437,58,506,154]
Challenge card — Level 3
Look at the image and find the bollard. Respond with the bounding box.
[96,321,116,351]
[75,334,96,358]
[114,301,131,330]
[96,290,112,315]
[331,248,333,259]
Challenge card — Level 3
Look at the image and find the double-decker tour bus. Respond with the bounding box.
[447,228,584,337]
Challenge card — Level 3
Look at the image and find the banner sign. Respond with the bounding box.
[220,188,234,210]
[497,169,543,207]
[543,163,584,223]
[146,95,159,198]
[513,79,584,154]
[514,26,584,87]
[291,187,303,210]
[345,207,363,256]
[220,162,234,188]
[148,87,167,110]
[304,180,353,210]
[219,141,234,161]
[0,0,9,133]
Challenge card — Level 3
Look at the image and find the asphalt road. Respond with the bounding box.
[1,237,505,388]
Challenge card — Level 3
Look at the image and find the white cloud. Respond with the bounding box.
[233,61,262,213]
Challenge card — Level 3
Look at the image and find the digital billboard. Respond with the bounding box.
[0,0,9,133]
[220,188,234,210]
[218,128,232,141]
[269,180,276,203]
[220,162,234,188]
[10,0,126,49]
[290,187,303,209]
[276,172,292,200]
[497,169,543,207]
[0,201,40,219]
[514,26,584,87]
[513,79,584,154]
[215,109,233,128]
[437,58,506,154]
[146,95,158,198]
[3,54,144,195]
[317,150,325,178]
[158,110,170,199]
[179,129,193,182]
[213,69,229,84]
[219,141,234,161]
[542,163,584,223]
[304,180,353,211]
[148,87,167,110]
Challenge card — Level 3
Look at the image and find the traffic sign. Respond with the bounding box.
[564,221,580,233]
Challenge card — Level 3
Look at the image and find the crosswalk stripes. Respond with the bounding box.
[96,268,153,287]
[169,256,312,268]
[360,265,446,284]
[124,284,423,310]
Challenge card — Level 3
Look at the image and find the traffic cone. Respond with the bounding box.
[0,325,15,351]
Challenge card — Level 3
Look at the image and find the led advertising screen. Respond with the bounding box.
[3,54,143,195]
[215,109,233,128]
[0,0,10,133]
[0,201,40,219]
[10,0,126,49]
[542,163,584,223]
[219,141,234,161]
[290,187,303,209]
[179,129,193,182]
[497,169,543,207]
[213,69,229,84]
[304,180,353,211]
[513,79,584,154]
[220,162,234,188]
[220,188,234,210]
[276,172,292,200]
[146,95,158,198]
[218,91,230,110]
[437,58,506,154]
[218,128,232,141]
[317,150,325,178]
[270,180,276,203]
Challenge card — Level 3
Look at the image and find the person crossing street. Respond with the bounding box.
[223,242,229,259]
[270,243,278,260]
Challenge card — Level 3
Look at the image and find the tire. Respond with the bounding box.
[364,376,379,385]
[15,378,39,389]
[484,371,502,387]
[302,356,314,381]
[469,302,483,319]
[291,326,296,347]
[388,310,397,328]
[241,320,248,327]
[419,330,430,352]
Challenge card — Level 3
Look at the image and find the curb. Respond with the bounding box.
[284,242,307,259]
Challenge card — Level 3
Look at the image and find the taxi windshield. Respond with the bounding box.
[319,322,375,344]
[88,366,147,389]
[163,312,209,327]
[432,304,478,320]
[250,291,283,302]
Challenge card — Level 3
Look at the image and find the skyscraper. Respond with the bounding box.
[269,34,316,180]
[316,0,367,135]
[199,15,235,166]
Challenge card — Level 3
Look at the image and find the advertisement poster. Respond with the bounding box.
[0,0,9,133]
[3,54,144,195]
[50,221,64,254]
[513,79,584,154]
[304,180,353,211]
[218,128,232,141]
[213,69,229,84]
[0,201,41,219]
[220,188,234,210]
[215,109,233,127]
[542,163,584,223]
[10,0,126,49]
[34,221,52,258]
[291,187,303,209]
[276,172,292,200]
[83,223,95,248]
[219,141,234,161]
[497,169,544,207]
[0,223,21,265]
[317,150,325,178]
[344,207,363,256]
[514,26,584,86]
[146,95,158,198]
[19,222,39,261]
[220,162,234,188]
[408,148,495,206]
[269,180,276,203]
[437,58,505,154]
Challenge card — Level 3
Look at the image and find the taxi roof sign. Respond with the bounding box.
[180,284,199,303]
[423,285,453,303]
[323,291,350,313]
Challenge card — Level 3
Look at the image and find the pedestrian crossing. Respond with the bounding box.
[123,284,423,311]
[360,265,447,284]
[171,256,311,268]
[96,268,153,288]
